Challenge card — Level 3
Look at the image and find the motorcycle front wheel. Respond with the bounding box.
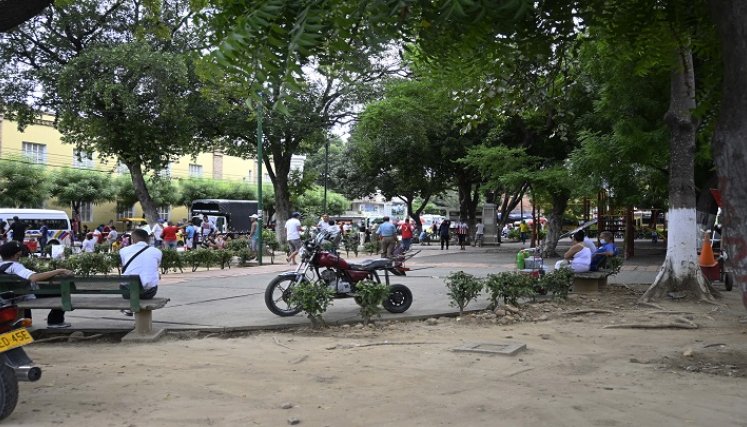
[0,363,19,421]
[265,276,305,317]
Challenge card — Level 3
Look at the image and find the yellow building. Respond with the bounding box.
[0,114,265,227]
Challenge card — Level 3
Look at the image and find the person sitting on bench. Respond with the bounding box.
[0,241,74,328]
[590,231,618,271]
[119,228,162,316]
[554,231,592,272]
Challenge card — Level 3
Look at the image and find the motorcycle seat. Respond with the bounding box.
[348,259,393,271]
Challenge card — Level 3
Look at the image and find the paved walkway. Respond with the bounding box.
[32,240,668,334]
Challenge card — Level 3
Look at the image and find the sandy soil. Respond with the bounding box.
[8,285,747,427]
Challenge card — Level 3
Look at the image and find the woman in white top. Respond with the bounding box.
[554,231,592,272]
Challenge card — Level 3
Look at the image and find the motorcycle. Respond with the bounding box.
[0,292,41,421]
[265,231,415,317]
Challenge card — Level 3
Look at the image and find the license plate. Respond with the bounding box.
[0,328,33,352]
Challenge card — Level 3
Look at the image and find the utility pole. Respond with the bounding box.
[256,97,264,265]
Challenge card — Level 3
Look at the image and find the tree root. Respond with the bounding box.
[272,335,292,349]
[648,310,696,316]
[603,317,698,330]
[636,301,664,310]
[563,309,616,316]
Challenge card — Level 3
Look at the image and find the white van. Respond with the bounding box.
[0,209,73,248]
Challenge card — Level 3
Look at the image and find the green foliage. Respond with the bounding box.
[160,249,184,274]
[216,249,234,269]
[177,179,258,209]
[225,237,249,252]
[483,272,537,308]
[0,157,49,208]
[355,280,390,326]
[539,268,574,300]
[18,256,52,273]
[49,168,116,210]
[603,256,624,276]
[262,229,279,251]
[343,233,359,257]
[294,185,350,217]
[235,248,254,266]
[288,280,334,329]
[445,271,483,316]
[72,252,114,277]
[183,248,219,272]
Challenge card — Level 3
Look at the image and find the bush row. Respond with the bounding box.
[445,268,575,315]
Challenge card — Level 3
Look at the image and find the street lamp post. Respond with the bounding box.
[256,97,264,266]
[323,140,329,214]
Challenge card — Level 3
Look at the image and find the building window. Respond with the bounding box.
[73,150,94,169]
[116,203,135,220]
[78,202,93,222]
[22,142,47,164]
[189,164,203,178]
[157,205,171,221]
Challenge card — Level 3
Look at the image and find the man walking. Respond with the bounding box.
[119,229,162,316]
[9,216,26,243]
[438,219,451,250]
[456,218,469,250]
[378,216,397,258]
[285,212,303,265]
[474,219,484,247]
[399,218,414,252]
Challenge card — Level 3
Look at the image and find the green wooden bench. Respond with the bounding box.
[0,275,169,342]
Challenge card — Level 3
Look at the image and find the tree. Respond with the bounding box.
[344,80,453,228]
[114,175,178,215]
[49,168,116,225]
[709,0,747,308]
[0,1,215,224]
[0,157,48,207]
[294,186,350,217]
[176,178,258,210]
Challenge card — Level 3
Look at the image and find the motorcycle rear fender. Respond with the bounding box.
[2,346,33,369]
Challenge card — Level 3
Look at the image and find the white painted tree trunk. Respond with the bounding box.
[640,46,715,303]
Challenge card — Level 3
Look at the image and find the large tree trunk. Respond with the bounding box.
[456,175,479,232]
[127,161,159,225]
[709,0,747,309]
[542,191,570,258]
[265,142,292,244]
[641,46,714,302]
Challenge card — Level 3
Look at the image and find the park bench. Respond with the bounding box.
[0,274,169,342]
[572,257,624,293]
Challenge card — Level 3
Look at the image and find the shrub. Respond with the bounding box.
[216,249,234,269]
[445,271,483,316]
[343,233,359,257]
[507,228,520,241]
[74,252,114,276]
[160,249,184,274]
[288,280,334,329]
[225,237,248,252]
[540,268,574,300]
[604,256,624,276]
[355,280,390,326]
[262,229,279,251]
[183,248,218,272]
[483,272,537,307]
[235,248,254,266]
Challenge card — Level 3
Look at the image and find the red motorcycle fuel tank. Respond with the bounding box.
[315,252,351,269]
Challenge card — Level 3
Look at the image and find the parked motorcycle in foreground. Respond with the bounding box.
[265,231,415,317]
[0,292,41,421]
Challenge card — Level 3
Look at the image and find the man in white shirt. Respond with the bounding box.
[0,241,74,328]
[119,229,162,316]
[82,233,96,253]
[151,220,164,248]
[285,212,303,265]
[317,214,330,233]
[474,219,485,247]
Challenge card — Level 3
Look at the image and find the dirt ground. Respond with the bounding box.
[8,284,747,427]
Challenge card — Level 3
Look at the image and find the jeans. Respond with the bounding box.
[401,238,412,251]
[440,235,449,250]
[120,285,158,300]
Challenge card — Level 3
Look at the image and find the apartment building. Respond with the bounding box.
[0,114,279,226]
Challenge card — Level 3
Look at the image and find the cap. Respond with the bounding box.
[0,241,24,259]
[250,214,259,219]
[291,212,301,218]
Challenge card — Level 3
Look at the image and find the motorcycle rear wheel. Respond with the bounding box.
[265,276,305,317]
[383,284,413,313]
[0,363,19,421]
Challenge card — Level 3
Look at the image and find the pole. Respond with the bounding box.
[323,140,329,213]
[256,96,264,266]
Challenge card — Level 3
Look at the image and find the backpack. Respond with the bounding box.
[0,262,12,274]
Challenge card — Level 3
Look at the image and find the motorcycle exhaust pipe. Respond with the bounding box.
[14,365,41,382]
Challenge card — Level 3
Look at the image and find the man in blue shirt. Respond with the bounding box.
[377,216,397,258]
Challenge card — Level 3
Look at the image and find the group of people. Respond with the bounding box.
[554,230,618,272]
[1,216,50,253]
[417,219,479,251]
